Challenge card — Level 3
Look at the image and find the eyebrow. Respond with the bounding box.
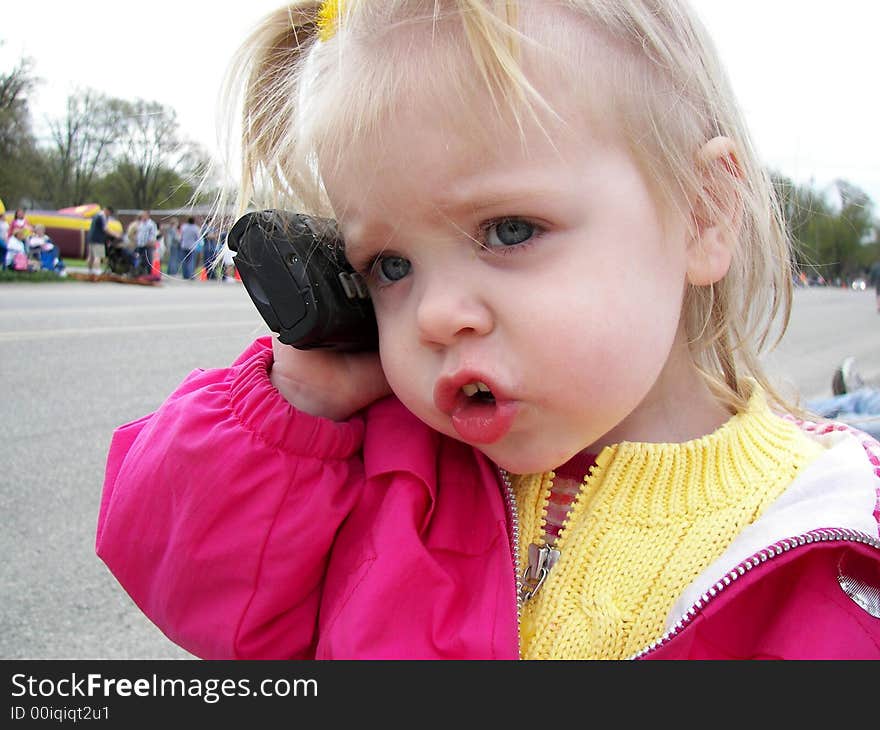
[434,184,560,216]
[341,222,395,268]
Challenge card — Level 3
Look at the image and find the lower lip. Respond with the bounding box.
[450,398,518,444]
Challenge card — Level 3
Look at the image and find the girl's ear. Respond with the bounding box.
[686,136,742,287]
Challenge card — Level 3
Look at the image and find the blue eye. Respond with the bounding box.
[377,255,411,283]
[486,219,535,248]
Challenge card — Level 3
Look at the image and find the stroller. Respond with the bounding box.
[105,240,151,277]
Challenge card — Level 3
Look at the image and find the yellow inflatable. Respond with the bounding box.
[2,201,123,258]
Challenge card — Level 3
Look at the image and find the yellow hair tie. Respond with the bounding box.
[317,0,342,41]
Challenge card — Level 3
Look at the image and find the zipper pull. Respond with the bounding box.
[520,543,561,603]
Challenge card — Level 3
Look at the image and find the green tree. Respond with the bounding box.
[95,153,213,211]
[772,173,832,272]
[772,173,877,282]
[833,180,874,276]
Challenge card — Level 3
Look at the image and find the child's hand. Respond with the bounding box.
[269,337,392,421]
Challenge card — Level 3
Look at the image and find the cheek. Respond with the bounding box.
[376,316,402,381]
[532,262,685,390]
[376,314,424,403]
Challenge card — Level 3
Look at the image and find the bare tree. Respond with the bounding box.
[39,90,127,206]
[0,55,35,145]
[105,99,198,209]
[0,50,39,203]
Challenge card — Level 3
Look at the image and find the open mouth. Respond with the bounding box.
[461,381,496,403]
[433,373,518,444]
[449,380,516,444]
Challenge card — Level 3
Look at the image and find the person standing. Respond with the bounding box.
[179,217,201,280]
[86,206,113,276]
[200,220,220,279]
[135,210,159,272]
[124,217,139,251]
[219,229,236,281]
[868,259,880,313]
[9,208,31,241]
[163,218,182,276]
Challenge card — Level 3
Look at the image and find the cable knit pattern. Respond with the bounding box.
[511,386,825,659]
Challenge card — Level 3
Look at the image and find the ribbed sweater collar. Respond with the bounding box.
[579,385,814,520]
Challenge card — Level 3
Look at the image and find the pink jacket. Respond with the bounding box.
[96,338,880,659]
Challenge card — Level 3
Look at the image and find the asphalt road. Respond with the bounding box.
[1,279,878,659]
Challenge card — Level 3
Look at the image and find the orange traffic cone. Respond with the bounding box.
[151,248,161,277]
[199,265,208,281]
[233,265,241,282]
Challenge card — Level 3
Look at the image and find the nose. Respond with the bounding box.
[415,273,494,347]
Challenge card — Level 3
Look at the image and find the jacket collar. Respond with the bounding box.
[666,426,880,627]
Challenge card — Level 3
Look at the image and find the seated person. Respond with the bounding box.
[27,225,57,269]
[806,358,880,440]
[5,231,26,269]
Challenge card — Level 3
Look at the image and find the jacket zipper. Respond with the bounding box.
[499,468,522,658]
[500,467,586,656]
[630,527,880,659]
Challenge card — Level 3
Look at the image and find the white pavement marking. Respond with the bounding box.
[0,304,251,317]
[0,321,263,342]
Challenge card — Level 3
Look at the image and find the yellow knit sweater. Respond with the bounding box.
[512,387,824,659]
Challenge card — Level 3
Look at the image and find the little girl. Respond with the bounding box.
[96,0,880,659]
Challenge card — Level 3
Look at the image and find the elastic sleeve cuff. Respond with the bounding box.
[227,337,365,458]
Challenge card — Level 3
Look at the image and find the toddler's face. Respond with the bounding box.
[324,84,700,473]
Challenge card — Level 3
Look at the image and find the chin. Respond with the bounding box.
[476,445,563,477]
[430,417,575,475]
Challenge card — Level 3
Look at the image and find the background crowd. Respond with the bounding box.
[0,206,229,282]
[85,207,235,281]
[0,207,65,274]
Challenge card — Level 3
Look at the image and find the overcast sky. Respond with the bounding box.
[3,0,878,207]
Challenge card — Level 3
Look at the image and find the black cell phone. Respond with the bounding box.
[227,210,378,351]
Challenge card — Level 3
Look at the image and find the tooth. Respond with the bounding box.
[476,382,491,393]
[462,383,478,397]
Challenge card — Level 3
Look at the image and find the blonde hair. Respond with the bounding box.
[219,0,796,414]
